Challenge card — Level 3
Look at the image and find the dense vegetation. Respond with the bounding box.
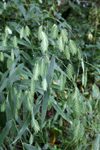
[0,0,100,149]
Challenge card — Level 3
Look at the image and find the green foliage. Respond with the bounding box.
[0,0,100,149]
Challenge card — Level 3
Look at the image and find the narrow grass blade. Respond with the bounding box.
[41,55,55,124]
[50,96,73,125]
[12,117,31,144]
[46,55,55,85]
[41,88,50,124]
[0,120,12,146]
[23,143,38,150]
[93,134,100,150]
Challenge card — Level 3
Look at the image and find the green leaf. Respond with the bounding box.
[92,84,99,99]
[0,46,14,52]
[41,55,55,124]
[23,143,38,150]
[50,96,73,125]
[12,117,31,144]
[21,51,31,60]
[18,39,34,49]
[8,63,24,87]
[0,120,12,146]
[69,39,77,55]
[0,78,8,92]
[46,55,55,85]
[0,112,6,131]
[93,134,100,150]
[7,59,14,69]
[15,3,26,19]
[41,88,50,124]
[0,70,9,84]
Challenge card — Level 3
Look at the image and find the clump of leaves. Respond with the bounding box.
[0,0,100,150]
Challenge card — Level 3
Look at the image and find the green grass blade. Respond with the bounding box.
[41,88,50,124]
[18,39,34,49]
[23,143,38,150]
[46,55,55,85]
[12,117,31,144]
[41,55,55,124]
[0,46,14,52]
[0,78,8,92]
[21,51,31,60]
[50,96,73,125]
[0,120,12,146]
[93,134,100,150]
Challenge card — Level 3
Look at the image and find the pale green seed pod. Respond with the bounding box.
[0,52,4,62]
[5,26,12,38]
[31,117,40,133]
[74,121,81,139]
[14,87,18,95]
[1,102,6,112]
[69,39,77,55]
[38,26,42,41]
[6,26,12,35]
[41,31,48,52]
[51,24,58,39]
[6,95,8,103]
[26,97,32,111]
[26,91,33,111]
[29,134,34,145]
[25,90,28,97]
[65,45,70,60]
[74,98,80,117]
[42,78,47,91]
[16,98,21,109]
[3,2,6,10]
[11,49,14,60]
[33,63,39,80]
[30,78,35,96]
[29,91,33,104]
[67,63,73,78]
[2,39,7,46]
[61,29,68,44]
[15,109,18,120]
[40,58,45,76]
[25,25,30,37]
[58,35,64,52]
[60,74,64,91]
[80,124,84,138]
[18,90,22,99]
[20,27,24,39]
[13,36,17,47]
